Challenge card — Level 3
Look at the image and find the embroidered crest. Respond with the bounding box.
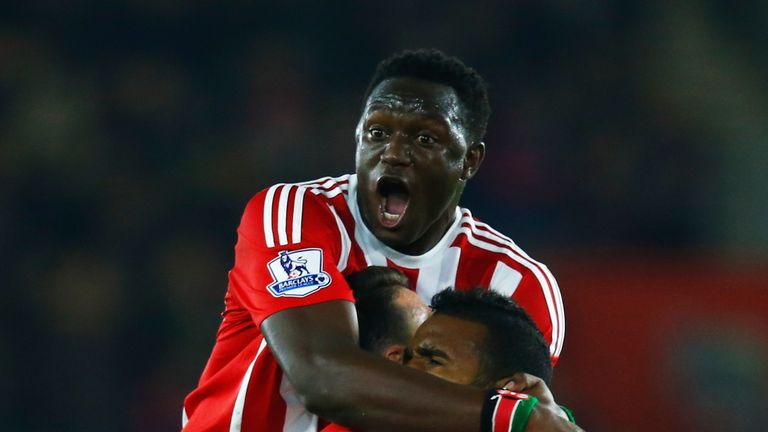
[266,248,332,297]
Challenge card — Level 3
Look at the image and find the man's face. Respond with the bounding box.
[355,77,483,255]
[404,313,487,386]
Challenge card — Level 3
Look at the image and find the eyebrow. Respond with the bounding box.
[364,108,451,128]
[415,344,450,360]
[366,91,465,127]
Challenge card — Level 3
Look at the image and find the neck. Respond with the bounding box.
[395,185,465,255]
[393,205,458,255]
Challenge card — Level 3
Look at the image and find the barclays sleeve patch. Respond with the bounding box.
[266,248,332,298]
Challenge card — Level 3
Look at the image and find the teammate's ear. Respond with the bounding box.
[383,344,407,363]
[462,142,486,181]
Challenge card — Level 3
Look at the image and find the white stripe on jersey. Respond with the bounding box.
[491,398,521,432]
[535,261,565,358]
[358,239,388,267]
[277,185,293,246]
[414,246,462,303]
[470,219,564,358]
[551,275,565,358]
[182,407,188,428]
[490,396,501,432]
[436,246,462,296]
[263,184,283,248]
[489,262,524,298]
[414,260,439,301]
[459,225,561,357]
[291,186,307,244]
[328,204,351,272]
[262,175,350,248]
[230,338,268,432]
[279,376,318,432]
[317,178,338,189]
[299,176,349,244]
[302,176,349,193]
[310,183,348,199]
[473,220,530,257]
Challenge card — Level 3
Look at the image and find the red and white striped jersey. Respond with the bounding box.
[182,174,564,432]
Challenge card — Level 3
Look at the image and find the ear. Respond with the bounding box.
[382,344,407,363]
[461,142,486,181]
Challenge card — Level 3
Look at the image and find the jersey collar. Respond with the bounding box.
[347,174,462,268]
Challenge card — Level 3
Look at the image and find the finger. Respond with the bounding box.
[500,379,525,392]
[509,372,541,390]
[501,379,519,391]
[510,373,558,404]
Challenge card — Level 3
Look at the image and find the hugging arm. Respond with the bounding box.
[262,300,486,431]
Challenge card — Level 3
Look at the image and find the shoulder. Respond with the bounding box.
[455,209,542,265]
[243,175,351,217]
[454,208,559,287]
[455,209,565,363]
[245,175,351,210]
[240,175,353,246]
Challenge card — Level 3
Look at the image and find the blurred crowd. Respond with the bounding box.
[1,1,766,431]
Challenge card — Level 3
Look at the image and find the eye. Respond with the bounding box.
[427,357,443,366]
[368,127,388,140]
[417,133,437,146]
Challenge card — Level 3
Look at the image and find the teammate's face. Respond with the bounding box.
[404,313,486,385]
[355,77,484,255]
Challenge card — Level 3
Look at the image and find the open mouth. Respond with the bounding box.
[376,176,410,228]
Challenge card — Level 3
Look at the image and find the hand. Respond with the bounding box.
[500,373,584,431]
[501,372,566,420]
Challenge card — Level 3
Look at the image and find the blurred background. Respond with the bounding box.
[1,1,766,431]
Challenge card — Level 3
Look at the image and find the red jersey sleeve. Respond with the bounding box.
[228,184,355,329]
[506,262,564,366]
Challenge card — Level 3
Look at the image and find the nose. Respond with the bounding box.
[380,133,412,166]
[404,355,426,372]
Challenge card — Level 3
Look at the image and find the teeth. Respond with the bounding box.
[383,211,401,220]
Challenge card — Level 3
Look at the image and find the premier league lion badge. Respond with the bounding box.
[266,248,332,297]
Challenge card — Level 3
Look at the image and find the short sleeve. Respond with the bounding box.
[228,185,355,329]
[509,264,564,366]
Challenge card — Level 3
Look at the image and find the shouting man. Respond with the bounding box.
[183,49,565,431]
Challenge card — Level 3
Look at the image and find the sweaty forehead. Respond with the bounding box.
[365,77,464,123]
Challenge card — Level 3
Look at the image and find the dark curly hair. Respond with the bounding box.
[430,287,553,386]
[364,49,491,144]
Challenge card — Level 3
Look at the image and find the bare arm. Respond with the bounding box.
[262,300,486,432]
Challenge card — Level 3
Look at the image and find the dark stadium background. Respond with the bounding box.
[2,1,766,431]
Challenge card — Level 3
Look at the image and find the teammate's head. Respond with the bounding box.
[355,49,488,255]
[405,288,552,388]
[347,266,430,362]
